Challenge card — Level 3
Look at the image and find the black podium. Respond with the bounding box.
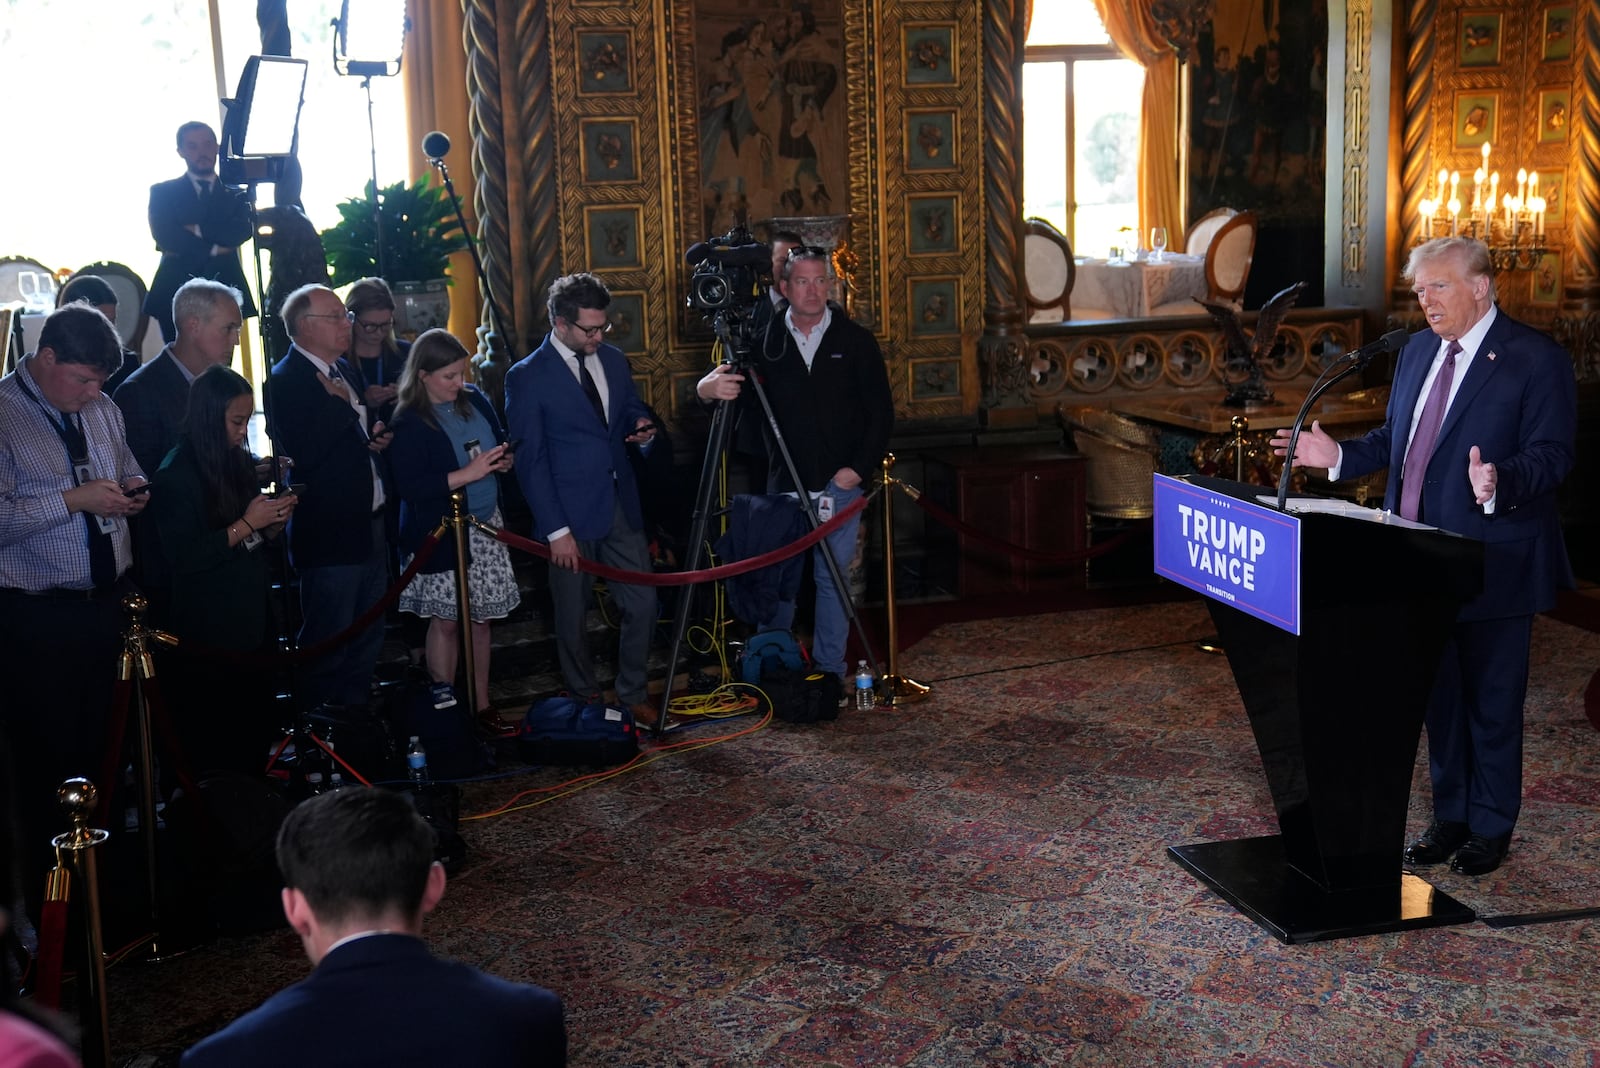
[1163,476,1485,943]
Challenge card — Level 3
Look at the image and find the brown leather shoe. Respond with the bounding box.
[629,701,661,729]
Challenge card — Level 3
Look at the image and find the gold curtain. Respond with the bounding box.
[403,0,480,348]
[1091,0,1182,240]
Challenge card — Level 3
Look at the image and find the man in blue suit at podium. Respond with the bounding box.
[1272,236,1576,876]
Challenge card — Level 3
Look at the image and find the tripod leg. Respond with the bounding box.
[654,397,738,735]
[745,374,881,677]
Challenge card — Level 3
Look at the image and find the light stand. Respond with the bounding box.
[332,0,410,280]
[423,131,511,353]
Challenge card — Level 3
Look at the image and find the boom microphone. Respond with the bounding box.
[422,130,452,161]
[1343,328,1409,367]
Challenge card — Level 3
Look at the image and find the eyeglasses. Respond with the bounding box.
[786,245,830,260]
[355,318,394,334]
[564,318,613,338]
[304,311,356,323]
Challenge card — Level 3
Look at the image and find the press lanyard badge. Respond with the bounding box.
[817,495,834,522]
[73,459,117,534]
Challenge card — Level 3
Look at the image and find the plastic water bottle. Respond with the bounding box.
[854,660,875,710]
[328,772,345,792]
[306,770,325,795]
[406,736,430,784]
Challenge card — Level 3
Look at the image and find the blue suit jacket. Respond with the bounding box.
[267,346,386,569]
[1338,311,1576,621]
[180,933,566,1068]
[504,336,648,541]
[112,347,190,477]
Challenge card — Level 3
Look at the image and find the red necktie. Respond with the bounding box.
[1398,339,1462,522]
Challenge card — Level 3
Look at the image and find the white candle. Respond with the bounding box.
[1448,197,1461,235]
[1419,198,1435,238]
[1517,168,1528,202]
[1528,171,1539,199]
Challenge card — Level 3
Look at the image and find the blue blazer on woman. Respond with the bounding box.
[387,385,505,573]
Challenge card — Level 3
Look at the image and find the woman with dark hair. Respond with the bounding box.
[343,277,408,426]
[148,366,295,769]
[389,329,517,723]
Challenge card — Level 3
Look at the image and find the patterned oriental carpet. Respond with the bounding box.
[107,599,1600,1066]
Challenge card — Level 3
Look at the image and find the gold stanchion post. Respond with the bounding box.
[877,453,929,705]
[449,490,478,716]
[117,593,174,956]
[1196,416,1251,656]
[53,778,111,1068]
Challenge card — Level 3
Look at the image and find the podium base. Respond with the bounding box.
[1169,835,1475,944]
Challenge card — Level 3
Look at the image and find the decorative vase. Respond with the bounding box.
[391,279,451,340]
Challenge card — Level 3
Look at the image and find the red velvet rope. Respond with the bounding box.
[34,897,66,1010]
[490,493,871,586]
[911,492,1145,563]
[158,528,446,666]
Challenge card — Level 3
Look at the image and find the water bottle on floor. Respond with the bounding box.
[854,660,875,711]
[406,736,430,785]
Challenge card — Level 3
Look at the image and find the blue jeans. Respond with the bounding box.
[767,481,862,677]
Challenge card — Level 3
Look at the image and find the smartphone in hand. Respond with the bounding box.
[123,482,154,498]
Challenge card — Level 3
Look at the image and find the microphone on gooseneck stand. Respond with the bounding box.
[421,131,511,356]
[1274,328,1411,512]
[422,130,451,163]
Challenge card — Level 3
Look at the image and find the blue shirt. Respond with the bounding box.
[0,358,144,591]
[434,401,499,519]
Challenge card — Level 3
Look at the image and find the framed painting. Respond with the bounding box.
[1458,12,1502,67]
[692,0,847,235]
[576,31,633,95]
[1531,253,1561,304]
[906,193,960,256]
[1543,6,1575,62]
[905,108,958,172]
[580,119,640,183]
[1537,169,1565,224]
[909,357,960,401]
[1538,89,1570,144]
[907,276,959,336]
[1453,91,1497,149]
[902,22,957,86]
[583,206,643,270]
[605,291,649,354]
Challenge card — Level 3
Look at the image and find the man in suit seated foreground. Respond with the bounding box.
[182,787,566,1067]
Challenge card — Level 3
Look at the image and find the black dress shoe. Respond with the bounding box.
[1404,819,1469,865]
[1450,833,1511,876]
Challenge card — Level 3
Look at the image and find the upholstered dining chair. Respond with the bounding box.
[1203,210,1258,306]
[1023,216,1074,323]
[1184,207,1237,257]
[60,261,152,353]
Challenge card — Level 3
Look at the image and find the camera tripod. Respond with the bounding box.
[650,309,881,732]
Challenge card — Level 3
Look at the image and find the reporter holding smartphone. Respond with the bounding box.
[148,365,295,769]
[388,330,519,726]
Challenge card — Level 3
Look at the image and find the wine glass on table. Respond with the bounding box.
[1149,226,1169,263]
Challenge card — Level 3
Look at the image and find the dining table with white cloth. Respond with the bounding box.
[1071,252,1208,317]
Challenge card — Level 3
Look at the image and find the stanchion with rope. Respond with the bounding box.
[876,453,928,706]
[103,593,190,961]
[40,778,112,1068]
[448,490,479,718]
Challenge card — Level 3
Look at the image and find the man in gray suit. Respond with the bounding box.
[113,277,244,474]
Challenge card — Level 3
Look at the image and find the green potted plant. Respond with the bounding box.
[320,177,470,336]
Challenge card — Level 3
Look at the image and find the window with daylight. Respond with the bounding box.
[1022,1,1143,261]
